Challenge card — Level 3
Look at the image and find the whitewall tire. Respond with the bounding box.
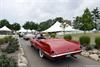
[39,50,44,58]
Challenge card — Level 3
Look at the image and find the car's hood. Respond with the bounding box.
[40,39,81,54]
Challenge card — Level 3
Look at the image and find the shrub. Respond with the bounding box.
[85,45,93,51]
[63,34,72,40]
[79,36,90,46]
[7,36,14,42]
[0,36,13,45]
[0,36,19,53]
[0,38,5,45]
[3,36,12,43]
[50,33,56,38]
[5,38,19,53]
[0,54,17,67]
[95,36,100,49]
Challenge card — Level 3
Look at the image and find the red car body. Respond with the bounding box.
[30,38,82,58]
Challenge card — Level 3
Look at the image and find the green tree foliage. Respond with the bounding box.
[23,21,38,31]
[0,19,10,28]
[0,54,17,67]
[38,19,54,31]
[92,7,100,22]
[11,23,20,31]
[33,23,39,31]
[28,21,35,30]
[23,21,30,30]
[73,8,95,33]
[92,7,100,30]
[73,16,82,29]
[55,17,63,22]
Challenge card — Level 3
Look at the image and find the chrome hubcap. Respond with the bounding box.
[39,50,44,58]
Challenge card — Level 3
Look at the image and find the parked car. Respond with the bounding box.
[23,33,35,40]
[19,32,24,37]
[30,38,82,59]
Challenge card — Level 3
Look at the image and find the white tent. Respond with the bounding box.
[65,26,84,32]
[43,21,63,32]
[0,26,11,31]
[91,28,96,32]
[18,28,35,32]
[65,26,75,31]
[32,29,35,32]
[27,29,36,32]
[18,27,27,32]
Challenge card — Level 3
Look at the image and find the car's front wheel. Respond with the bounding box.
[39,50,44,58]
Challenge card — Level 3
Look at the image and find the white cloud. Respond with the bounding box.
[0,0,100,25]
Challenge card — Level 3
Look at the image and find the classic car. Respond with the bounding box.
[30,38,82,59]
[18,32,24,37]
[23,33,35,40]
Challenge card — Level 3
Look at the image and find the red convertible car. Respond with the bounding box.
[30,38,82,59]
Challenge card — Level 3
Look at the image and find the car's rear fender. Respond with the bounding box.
[38,41,52,54]
[30,39,52,54]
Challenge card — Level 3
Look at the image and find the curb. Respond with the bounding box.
[17,36,28,67]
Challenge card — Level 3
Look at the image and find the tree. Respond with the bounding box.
[55,17,63,22]
[33,23,39,31]
[73,8,95,33]
[38,19,54,31]
[92,7,100,30]
[73,16,82,29]
[23,21,30,30]
[92,7,100,22]
[23,21,37,32]
[29,21,35,31]
[11,23,20,32]
[0,19,10,28]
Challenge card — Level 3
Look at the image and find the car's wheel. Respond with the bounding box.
[39,50,44,58]
[31,44,33,47]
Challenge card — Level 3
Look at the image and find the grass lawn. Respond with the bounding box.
[70,32,100,45]
[0,35,7,38]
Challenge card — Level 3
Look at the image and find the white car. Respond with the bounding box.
[23,33,35,40]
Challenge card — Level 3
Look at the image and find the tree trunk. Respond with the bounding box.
[63,28,65,35]
[84,31,86,34]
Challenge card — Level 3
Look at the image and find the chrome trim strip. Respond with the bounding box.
[44,50,82,58]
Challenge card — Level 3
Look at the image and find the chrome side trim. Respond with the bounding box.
[44,50,82,58]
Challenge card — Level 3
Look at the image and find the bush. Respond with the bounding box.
[0,36,13,45]
[85,45,93,51]
[0,54,17,67]
[50,33,56,38]
[5,38,19,53]
[95,36,100,49]
[3,36,13,43]
[63,34,72,40]
[0,38,5,45]
[79,36,90,46]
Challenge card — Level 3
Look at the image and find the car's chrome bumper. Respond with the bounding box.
[45,50,82,58]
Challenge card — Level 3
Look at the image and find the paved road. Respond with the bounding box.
[19,38,100,67]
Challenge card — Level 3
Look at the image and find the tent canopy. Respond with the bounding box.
[18,27,27,32]
[43,21,83,33]
[43,21,63,32]
[18,27,36,32]
[65,26,75,31]
[91,28,96,31]
[0,26,11,31]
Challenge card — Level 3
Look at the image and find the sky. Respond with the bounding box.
[0,0,100,25]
